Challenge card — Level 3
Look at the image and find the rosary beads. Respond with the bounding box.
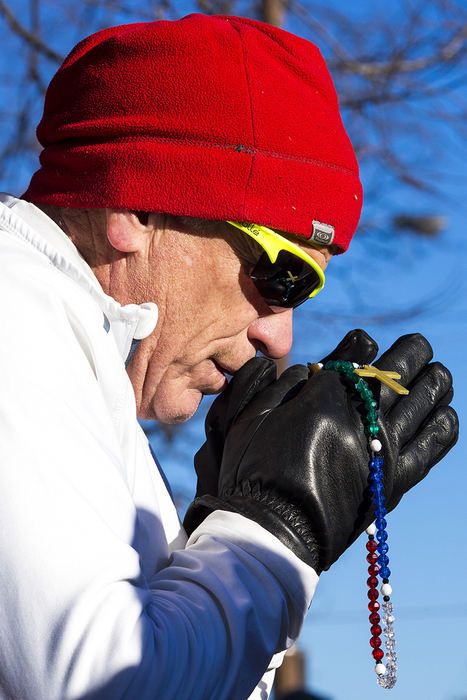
[321,360,404,689]
[366,451,398,689]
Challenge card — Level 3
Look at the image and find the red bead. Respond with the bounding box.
[366,540,378,552]
[369,612,380,625]
[367,576,378,588]
[366,551,378,564]
[368,588,379,601]
[370,624,382,636]
[370,636,382,648]
[368,563,380,576]
[372,648,384,661]
[368,600,380,612]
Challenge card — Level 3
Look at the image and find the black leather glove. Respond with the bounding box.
[185,333,458,574]
[184,329,378,535]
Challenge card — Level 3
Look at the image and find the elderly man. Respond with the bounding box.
[0,14,457,700]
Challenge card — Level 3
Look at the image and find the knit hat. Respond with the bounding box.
[24,14,362,252]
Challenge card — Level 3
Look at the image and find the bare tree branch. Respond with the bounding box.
[331,25,467,77]
[0,0,62,62]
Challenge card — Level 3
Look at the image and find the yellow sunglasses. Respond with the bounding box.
[227,221,325,308]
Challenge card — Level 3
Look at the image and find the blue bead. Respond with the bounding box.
[376,517,387,529]
[372,457,384,468]
[377,542,389,554]
[378,554,389,565]
[373,495,386,506]
[376,530,388,542]
[375,505,387,516]
[380,567,391,578]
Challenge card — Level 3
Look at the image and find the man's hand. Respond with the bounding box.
[184,329,378,535]
[185,333,458,574]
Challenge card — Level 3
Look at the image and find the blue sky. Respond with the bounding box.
[1,1,466,698]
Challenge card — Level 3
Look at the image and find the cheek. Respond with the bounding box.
[170,275,260,349]
[136,263,263,420]
[142,377,203,423]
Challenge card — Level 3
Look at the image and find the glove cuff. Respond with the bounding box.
[192,487,322,573]
[183,501,215,537]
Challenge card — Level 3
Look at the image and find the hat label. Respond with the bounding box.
[311,220,334,245]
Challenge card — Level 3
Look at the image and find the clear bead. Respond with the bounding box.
[375,599,398,688]
[377,673,397,689]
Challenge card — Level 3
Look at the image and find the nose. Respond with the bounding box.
[247,307,293,359]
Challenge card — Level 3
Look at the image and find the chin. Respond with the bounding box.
[139,387,204,424]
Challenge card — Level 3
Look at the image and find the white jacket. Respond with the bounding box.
[0,194,318,700]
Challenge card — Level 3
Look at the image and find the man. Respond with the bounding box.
[0,14,457,700]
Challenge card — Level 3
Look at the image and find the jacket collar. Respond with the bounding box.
[0,194,158,363]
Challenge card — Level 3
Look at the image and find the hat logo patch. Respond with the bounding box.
[311,220,335,245]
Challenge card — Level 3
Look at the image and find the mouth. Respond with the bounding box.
[212,359,235,377]
[202,359,233,394]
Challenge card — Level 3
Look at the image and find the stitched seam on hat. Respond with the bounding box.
[220,16,322,80]
[50,136,359,177]
[230,22,256,212]
[219,17,304,62]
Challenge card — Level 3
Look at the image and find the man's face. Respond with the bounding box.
[126,218,330,423]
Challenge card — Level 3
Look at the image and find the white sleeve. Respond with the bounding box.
[247,651,287,700]
[0,269,318,699]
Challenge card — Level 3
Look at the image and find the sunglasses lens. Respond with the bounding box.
[251,250,322,308]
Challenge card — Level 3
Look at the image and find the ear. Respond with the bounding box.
[105,210,149,253]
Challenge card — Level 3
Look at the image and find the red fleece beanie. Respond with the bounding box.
[24,14,362,252]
